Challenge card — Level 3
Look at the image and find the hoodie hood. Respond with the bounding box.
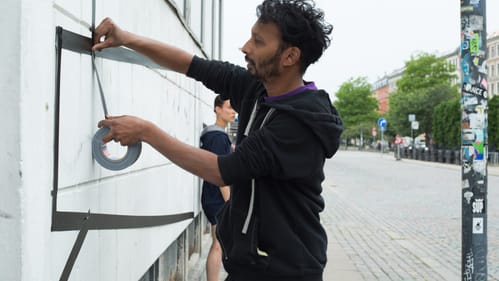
[262,89,343,158]
[201,124,226,137]
[200,124,227,146]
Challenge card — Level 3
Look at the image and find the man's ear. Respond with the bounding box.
[214,106,221,115]
[282,46,301,67]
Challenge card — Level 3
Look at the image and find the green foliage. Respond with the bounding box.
[334,77,379,139]
[489,96,499,150]
[387,53,459,139]
[432,95,499,151]
[397,52,456,93]
[432,97,460,148]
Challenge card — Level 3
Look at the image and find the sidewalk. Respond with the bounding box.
[324,234,363,281]
[190,222,363,281]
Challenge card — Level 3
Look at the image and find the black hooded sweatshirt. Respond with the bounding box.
[187,56,343,281]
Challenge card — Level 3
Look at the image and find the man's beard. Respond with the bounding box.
[246,50,282,82]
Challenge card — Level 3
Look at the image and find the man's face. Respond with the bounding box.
[216,100,236,123]
[241,21,285,82]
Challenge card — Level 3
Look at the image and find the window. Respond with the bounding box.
[188,0,203,39]
[491,83,495,96]
[491,65,496,77]
[492,46,496,58]
[178,0,222,59]
[201,0,213,55]
[211,0,221,59]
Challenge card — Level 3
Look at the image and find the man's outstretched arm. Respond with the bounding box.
[92,17,194,74]
[98,115,226,187]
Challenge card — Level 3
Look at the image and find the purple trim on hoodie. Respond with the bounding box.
[264,81,317,103]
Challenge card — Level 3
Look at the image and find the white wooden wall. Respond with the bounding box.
[0,0,217,280]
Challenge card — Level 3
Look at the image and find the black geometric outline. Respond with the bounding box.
[53,26,193,280]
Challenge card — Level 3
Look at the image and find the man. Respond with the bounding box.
[93,1,343,280]
[201,96,235,281]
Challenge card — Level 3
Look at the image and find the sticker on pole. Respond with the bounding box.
[473,217,484,234]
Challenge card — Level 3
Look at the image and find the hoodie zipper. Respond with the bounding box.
[241,108,275,234]
[216,221,229,261]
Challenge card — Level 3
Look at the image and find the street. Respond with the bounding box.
[321,150,499,280]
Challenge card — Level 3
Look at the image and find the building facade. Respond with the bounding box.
[0,0,223,280]
[442,47,462,86]
[371,67,404,114]
[488,31,499,97]
[371,30,499,113]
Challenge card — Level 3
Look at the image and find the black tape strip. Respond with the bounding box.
[52,211,194,231]
[59,212,90,281]
[52,27,63,224]
[59,28,166,70]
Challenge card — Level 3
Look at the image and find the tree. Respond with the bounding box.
[333,77,378,144]
[432,96,460,149]
[397,52,456,93]
[489,96,499,151]
[387,52,459,146]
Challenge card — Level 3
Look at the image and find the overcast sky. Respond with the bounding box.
[222,0,499,98]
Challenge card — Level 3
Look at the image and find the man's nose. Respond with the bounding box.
[241,39,251,54]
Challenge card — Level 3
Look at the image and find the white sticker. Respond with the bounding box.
[473,217,484,234]
[472,199,484,214]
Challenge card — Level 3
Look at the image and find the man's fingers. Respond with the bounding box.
[98,115,117,128]
[92,18,116,51]
[93,18,111,37]
[92,42,106,52]
[98,119,108,128]
[102,131,115,144]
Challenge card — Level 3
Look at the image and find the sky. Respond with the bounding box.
[222,0,499,98]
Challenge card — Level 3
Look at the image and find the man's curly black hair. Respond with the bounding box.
[256,0,333,74]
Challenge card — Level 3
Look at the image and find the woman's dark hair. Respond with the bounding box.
[256,0,333,74]
[214,94,225,113]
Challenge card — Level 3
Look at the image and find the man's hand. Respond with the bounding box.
[92,18,129,51]
[91,17,193,73]
[98,115,149,146]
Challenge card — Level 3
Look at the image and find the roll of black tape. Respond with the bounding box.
[92,127,142,170]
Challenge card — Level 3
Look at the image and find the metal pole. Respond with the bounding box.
[360,127,363,149]
[460,1,487,280]
[411,127,415,159]
[381,129,384,154]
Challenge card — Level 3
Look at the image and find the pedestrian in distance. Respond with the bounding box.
[201,95,236,281]
[92,0,343,280]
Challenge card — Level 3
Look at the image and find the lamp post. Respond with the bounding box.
[460,1,488,280]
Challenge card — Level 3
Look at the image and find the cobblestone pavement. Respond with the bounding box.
[321,150,499,281]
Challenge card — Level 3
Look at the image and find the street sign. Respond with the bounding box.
[394,134,403,145]
[377,117,387,128]
[411,121,419,130]
[378,118,387,132]
[408,114,416,122]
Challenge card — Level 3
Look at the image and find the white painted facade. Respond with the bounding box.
[0,0,221,280]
